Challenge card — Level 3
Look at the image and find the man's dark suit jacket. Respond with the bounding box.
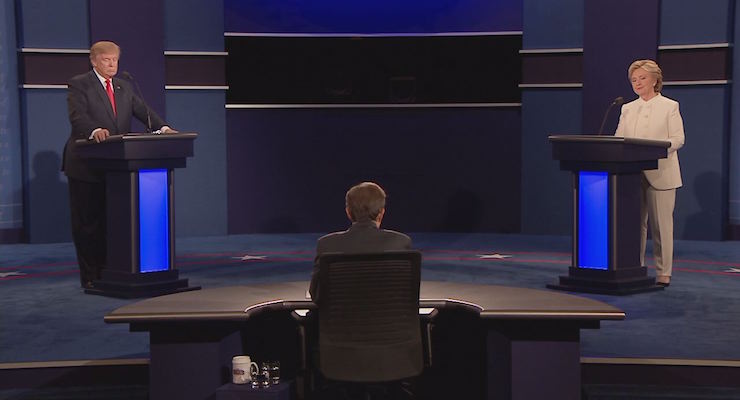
[309,220,412,302]
[62,70,167,182]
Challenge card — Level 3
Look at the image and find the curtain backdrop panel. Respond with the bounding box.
[582,0,659,133]
[89,0,166,126]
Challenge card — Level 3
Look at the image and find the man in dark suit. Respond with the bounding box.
[309,182,412,301]
[63,41,175,289]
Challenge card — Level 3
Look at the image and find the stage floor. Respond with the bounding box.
[1,232,739,364]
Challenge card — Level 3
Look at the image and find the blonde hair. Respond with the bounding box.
[89,41,120,60]
[628,59,663,93]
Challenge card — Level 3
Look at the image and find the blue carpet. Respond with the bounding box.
[1,233,739,363]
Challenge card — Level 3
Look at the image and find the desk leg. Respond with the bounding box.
[148,327,242,400]
[486,324,581,400]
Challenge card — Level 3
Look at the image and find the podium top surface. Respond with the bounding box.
[104,281,625,324]
[548,134,670,148]
[74,132,198,169]
[548,134,669,168]
[74,132,197,145]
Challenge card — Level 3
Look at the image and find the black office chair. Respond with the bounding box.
[315,251,423,398]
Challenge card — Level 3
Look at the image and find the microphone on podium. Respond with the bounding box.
[120,71,153,133]
[598,96,625,135]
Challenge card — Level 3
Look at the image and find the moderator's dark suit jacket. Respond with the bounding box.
[62,70,167,182]
[309,220,412,302]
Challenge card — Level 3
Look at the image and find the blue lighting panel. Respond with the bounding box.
[139,170,170,272]
[578,171,608,270]
[225,0,522,33]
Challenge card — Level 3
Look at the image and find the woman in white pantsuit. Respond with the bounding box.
[615,59,685,287]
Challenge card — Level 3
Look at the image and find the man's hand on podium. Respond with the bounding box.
[92,128,110,143]
[160,126,179,134]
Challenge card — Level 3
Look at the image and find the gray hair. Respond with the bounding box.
[345,182,386,222]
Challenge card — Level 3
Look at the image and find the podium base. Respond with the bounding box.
[547,266,665,295]
[547,281,664,295]
[84,270,201,298]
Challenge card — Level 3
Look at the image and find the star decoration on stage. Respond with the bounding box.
[477,253,513,259]
[233,255,267,261]
[725,267,740,273]
[0,271,25,278]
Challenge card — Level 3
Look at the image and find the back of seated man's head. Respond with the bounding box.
[345,182,386,223]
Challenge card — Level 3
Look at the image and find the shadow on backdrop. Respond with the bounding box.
[681,171,722,240]
[27,151,70,243]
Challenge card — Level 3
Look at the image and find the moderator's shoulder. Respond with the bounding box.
[316,230,350,255]
[382,229,412,241]
[317,230,345,244]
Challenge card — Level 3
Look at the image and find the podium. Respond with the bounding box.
[546,135,670,295]
[75,133,200,298]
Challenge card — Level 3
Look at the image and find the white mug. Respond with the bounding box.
[232,355,258,384]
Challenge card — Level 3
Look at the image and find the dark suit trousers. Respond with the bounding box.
[68,177,107,285]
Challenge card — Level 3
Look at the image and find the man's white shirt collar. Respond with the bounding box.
[93,69,111,88]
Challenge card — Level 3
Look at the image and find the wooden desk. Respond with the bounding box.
[106,281,624,400]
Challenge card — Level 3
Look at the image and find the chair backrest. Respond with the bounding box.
[317,250,423,383]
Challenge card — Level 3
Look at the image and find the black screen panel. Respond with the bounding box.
[226,35,521,104]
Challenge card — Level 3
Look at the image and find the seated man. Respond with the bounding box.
[308,182,412,301]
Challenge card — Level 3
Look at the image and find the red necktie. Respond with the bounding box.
[105,79,117,116]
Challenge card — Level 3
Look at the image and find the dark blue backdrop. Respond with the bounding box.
[582,0,659,133]
[226,107,522,233]
[223,0,525,234]
[521,0,734,241]
[0,0,23,241]
[15,0,227,243]
[6,0,739,242]
[90,0,167,131]
[225,0,521,34]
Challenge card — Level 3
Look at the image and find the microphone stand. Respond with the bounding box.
[598,96,624,135]
[121,71,153,133]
